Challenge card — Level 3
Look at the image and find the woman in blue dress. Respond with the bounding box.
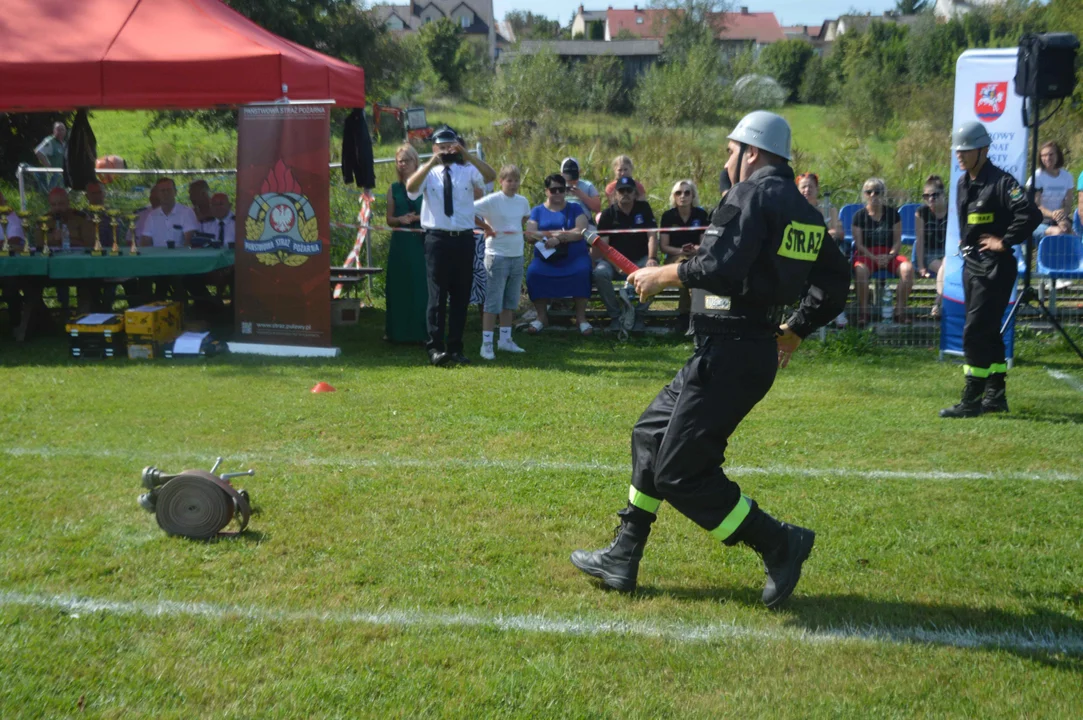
[525,174,592,335]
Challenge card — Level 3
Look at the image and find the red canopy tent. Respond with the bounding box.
[0,0,365,111]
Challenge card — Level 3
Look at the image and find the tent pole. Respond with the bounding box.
[17,164,27,212]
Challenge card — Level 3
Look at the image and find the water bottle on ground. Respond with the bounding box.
[881,285,894,324]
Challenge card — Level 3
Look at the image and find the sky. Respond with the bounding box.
[493,0,903,29]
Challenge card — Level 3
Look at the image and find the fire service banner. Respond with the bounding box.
[236,103,331,347]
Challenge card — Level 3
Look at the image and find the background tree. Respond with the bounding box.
[575,55,630,113]
[417,18,472,95]
[758,39,816,102]
[506,11,564,40]
[798,55,832,105]
[894,0,929,14]
[650,0,732,65]
[490,48,575,134]
[636,41,725,127]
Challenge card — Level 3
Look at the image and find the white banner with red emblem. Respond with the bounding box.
[941,48,1028,361]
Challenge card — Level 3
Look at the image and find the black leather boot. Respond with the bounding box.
[570,505,655,592]
[735,506,815,609]
[939,375,986,418]
[981,372,1009,414]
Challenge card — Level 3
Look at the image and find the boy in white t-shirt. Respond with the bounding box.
[473,165,531,360]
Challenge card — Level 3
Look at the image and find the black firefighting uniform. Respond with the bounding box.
[626,163,850,541]
[956,161,1041,378]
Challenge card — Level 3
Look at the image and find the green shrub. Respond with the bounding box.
[758,39,816,103]
[574,55,628,114]
[489,48,574,135]
[635,42,724,127]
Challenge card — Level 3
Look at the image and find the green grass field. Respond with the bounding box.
[1,313,1081,718]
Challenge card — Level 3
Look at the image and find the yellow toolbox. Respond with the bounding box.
[66,313,127,358]
[124,302,182,343]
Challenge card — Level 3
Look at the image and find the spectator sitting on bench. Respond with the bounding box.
[603,155,646,207]
[46,188,101,312]
[134,184,161,239]
[797,172,840,244]
[189,180,213,225]
[659,179,708,330]
[201,193,235,244]
[798,171,847,328]
[561,157,601,220]
[141,177,197,248]
[1028,141,1075,240]
[524,174,592,335]
[914,175,949,318]
[594,175,658,332]
[852,177,913,326]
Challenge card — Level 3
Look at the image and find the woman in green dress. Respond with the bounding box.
[385,144,427,343]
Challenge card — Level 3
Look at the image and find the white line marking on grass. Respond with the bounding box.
[4,446,1082,483]
[1047,369,1083,394]
[1,590,1080,656]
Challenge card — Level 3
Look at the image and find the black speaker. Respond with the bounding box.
[1015,33,1079,100]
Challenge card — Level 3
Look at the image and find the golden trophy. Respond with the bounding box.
[107,209,122,256]
[88,204,105,256]
[126,213,140,255]
[0,205,11,256]
[16,210,33,255]
[37,216,51,257]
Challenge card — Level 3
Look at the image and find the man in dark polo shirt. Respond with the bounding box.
[594,175,658,331]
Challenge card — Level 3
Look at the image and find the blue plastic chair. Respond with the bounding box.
[1037,235,1083,311]
[838,203,861,259]
[899,202,921,247]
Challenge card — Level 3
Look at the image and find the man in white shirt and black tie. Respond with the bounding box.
[201,193,235,245]
[406,126,496,366]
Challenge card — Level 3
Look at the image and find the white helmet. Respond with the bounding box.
[952,121,992,151]
[727,110,792,160]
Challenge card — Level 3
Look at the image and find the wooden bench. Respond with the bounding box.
[330,266,381,298]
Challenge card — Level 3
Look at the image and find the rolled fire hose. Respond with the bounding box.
[140,462,252,540]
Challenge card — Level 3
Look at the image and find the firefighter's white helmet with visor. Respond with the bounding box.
[952,121,992,151]
[727,110,792,161]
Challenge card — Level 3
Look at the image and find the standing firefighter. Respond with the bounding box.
[940,121,1041,418]
[570,111,850,608]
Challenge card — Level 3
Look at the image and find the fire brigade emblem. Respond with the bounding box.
[244,160,321,266]
[974,82,1007,123]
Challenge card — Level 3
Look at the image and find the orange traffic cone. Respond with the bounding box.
[310,382,336,393]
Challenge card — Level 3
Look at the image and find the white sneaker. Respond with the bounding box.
[497,339,525,353]
[835,311,848,328]
[480,342,495,360]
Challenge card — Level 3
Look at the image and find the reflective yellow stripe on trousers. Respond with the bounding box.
[964,363,1007,377]
[628,486,662,514]
[709,495,752,542]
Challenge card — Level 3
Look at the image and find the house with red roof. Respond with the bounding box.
[572,5,784,55]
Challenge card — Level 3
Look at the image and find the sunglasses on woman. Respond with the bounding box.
[864,189,881,196]
[675,190,692,197]
[922,192,942,200]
